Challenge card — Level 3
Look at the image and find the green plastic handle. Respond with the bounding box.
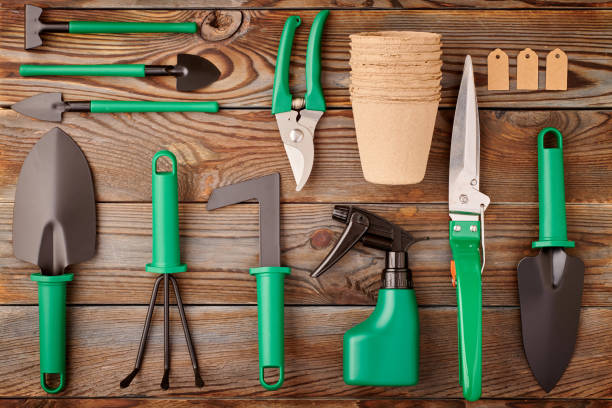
[304,10,328,112]
[90,101,219,113]
[68,21,197,34]
[249,266,291,390]
[343,289,419,386]
[20,64,146,77]
[31,273,74,394]
[271,16,301,115]
[533,127,574,249]
[449,221,482,402]
[146,151,187,274]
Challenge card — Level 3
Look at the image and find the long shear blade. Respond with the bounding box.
[449,55,489,217]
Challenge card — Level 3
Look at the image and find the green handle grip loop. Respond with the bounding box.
[449,221,482,402]
[68,21,197,34]
[304,10,328,112]
[271,16,301,115]
[249,266,291,390]
[31,273,74,394]
[146,151,187,274]
[533,127,574,249]
[90,101,219,113]
[20,64,145,77]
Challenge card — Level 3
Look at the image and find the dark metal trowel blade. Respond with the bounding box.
[517,247,584,392]
[12,92,65,122]
[176,53,220,92]
[13,127,96,275]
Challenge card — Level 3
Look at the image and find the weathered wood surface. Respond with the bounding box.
[1,110,610,204]
[1,9,611,108]
[0,306,610,398]
[0,202,610,306]
[3,1,612,9]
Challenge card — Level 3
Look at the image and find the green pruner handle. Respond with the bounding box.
[449,220,482,402]
[20,64,146,77]
[30,273,74,394]
[90,100,219,113]
[249,266,291,390]
[304,10,328,112]
[533,127,574,249]
[272,16,301,115]
[68,21,197,34]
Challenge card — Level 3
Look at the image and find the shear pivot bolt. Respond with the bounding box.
[459,194,468,203]
[470,225,478,232]
[454,225,462,232]
[470,179,478,186]
[289,129,304,143]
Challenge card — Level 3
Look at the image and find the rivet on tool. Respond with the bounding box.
[454,225,462,232]
[289,129,304,143]
[471,179,478,186]
[460,194,469,203]
[470,225,478,232]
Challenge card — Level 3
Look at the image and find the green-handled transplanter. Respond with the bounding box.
[11,92,219,122]
[25,5,197,49]
[20,54,221,92]
[207,173,291,391]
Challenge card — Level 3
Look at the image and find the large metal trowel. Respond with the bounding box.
[13,127,96,393]
[517,127,584,392]
[207,173,291,391]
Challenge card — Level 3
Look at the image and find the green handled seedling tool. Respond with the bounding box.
[448,55,489,402]
[517,128,584,392]
[25,5,197,49]
[20,54,220,92]
[121,151,203,390]
[207,173,290,391]
[13,127,96,394]
[311,206,426,386]
[11,92,219,122]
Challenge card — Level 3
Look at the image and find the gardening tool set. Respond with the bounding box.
[8,4,587,400]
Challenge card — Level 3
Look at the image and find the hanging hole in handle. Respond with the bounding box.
[538,128,563,150]
[543,132,559,149]
[41,372,64,394]
[153,151,177,176]
[260,366,284,390]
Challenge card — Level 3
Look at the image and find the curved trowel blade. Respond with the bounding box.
[13,127,96,274]
[517,247,584,392]
[176,53,220,92]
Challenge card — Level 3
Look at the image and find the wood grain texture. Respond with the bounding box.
[2,0,612,9]
[1,202,609,306]
[0,306,610,398]
[1,110,610,204]
[1,9,611,108]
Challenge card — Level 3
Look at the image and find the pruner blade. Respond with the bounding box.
[449,55,489,220]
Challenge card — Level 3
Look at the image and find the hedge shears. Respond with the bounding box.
[272,11,329,191]
[448,55,489,402]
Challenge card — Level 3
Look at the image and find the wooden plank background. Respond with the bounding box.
[0,1,610,406]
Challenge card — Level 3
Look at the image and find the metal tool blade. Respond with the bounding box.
[207,173,281,267]
[13,127,96,275]
[12,92,65,122]
[24,5,44,50]
[517,247,584,392]
[176,53,220,92]
[449,55,489,218]
[283,142,312,192]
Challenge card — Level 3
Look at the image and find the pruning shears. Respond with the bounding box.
[448,55,490,402]
[272,10,329,191]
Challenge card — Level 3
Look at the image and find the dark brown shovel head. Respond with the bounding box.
[176,53,220,92]
[13,127,96,275]
[517,247,584,392]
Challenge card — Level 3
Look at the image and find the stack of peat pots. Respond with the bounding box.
[349,31,442,184]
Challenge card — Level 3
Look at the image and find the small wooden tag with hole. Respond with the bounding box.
[517,48,539,90]
[546,48,568,90]
[488,48,509,90]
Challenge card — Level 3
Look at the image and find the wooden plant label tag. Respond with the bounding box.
[488,48,509,90]
[546,48,568,90]
[517,48,539,90]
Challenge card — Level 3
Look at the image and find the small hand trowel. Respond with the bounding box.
[11,92,219,122]
[207,173,291,391]
[25,4,197,49]
[20,53,221,92]
[13,127,96,393]
[517,127,585,393]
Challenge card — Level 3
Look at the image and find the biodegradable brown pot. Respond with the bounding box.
[350,31,442,45]
[351,99,439,184]
[350,43,441,53]
[350,51,443,63]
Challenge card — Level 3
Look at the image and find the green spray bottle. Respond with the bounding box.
[311,206,424,386]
